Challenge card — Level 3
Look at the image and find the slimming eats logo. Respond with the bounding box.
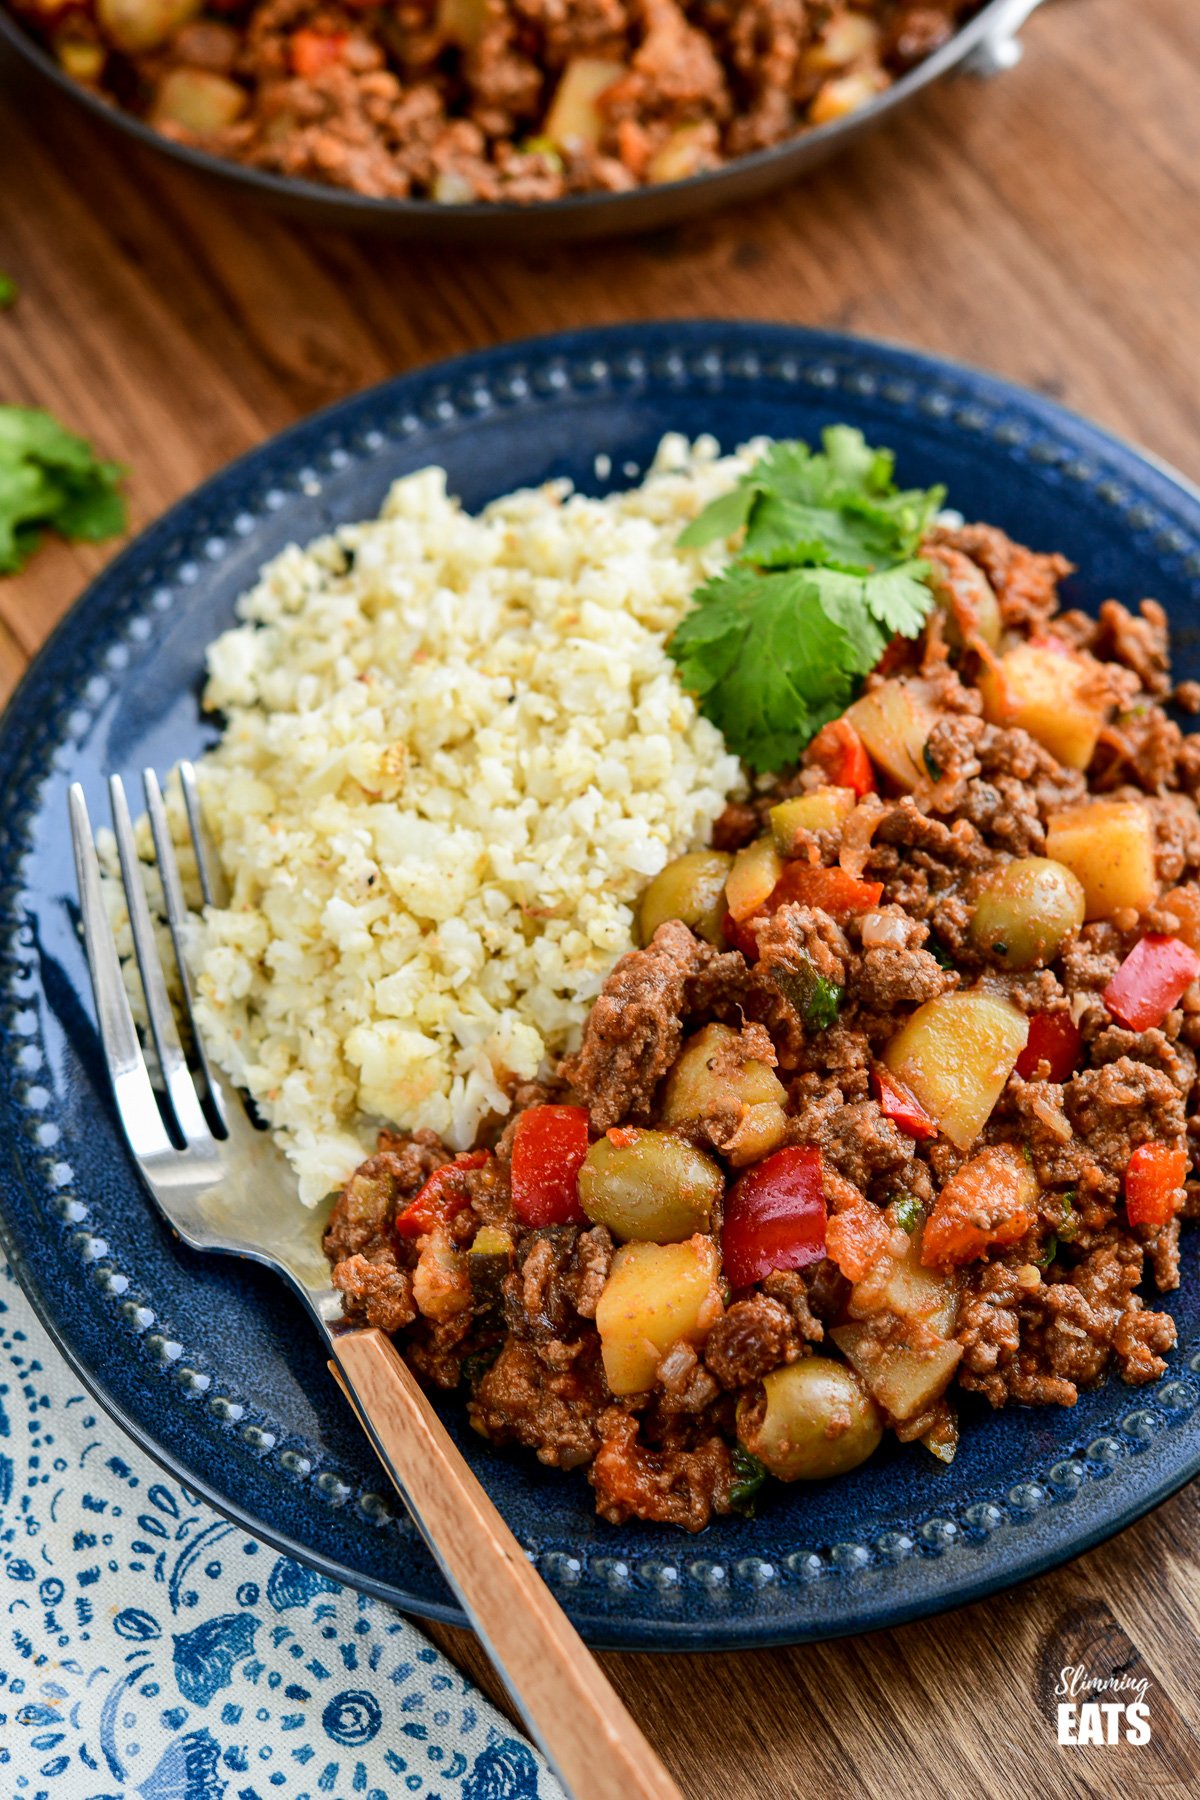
[1055,1664,1152,1745]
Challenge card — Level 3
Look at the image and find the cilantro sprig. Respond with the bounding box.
[672,427,945,772]
[0,406,128,575]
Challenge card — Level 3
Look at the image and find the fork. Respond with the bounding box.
[69,766,684,1800]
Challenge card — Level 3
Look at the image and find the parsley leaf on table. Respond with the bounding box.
[673,427,945,772]
[0,406,127,574]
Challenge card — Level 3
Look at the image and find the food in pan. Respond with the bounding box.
[120,427,1200,1529]
[13,0,979,202]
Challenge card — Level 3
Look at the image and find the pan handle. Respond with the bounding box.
[962,0,1049,78]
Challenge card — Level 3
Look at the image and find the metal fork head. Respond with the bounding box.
[69,769,342,1327]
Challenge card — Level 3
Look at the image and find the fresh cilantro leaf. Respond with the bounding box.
[0,406,127,574]
[678,481,756,548]
[729,1446,768,1516]
[770,956,843,1029]
[892,1194,924,1234]
[0,274,17,311]
[671,565,857,772]
[672,427,946,771]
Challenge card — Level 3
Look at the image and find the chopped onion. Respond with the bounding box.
[656,1342,697,1387]
[861,910,908,950]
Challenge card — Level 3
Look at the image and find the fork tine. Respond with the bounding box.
[179,760,229,909]
[144,767,227,1131]
[109,774,212,1149]
[69,783,175,1163]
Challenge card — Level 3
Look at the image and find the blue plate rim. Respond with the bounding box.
[2,319,1200,1651]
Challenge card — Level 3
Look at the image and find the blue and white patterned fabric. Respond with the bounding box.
[0,1257,562,1800]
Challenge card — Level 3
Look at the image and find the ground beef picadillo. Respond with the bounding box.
[324,518,1200,1529]
[15,0,978,204]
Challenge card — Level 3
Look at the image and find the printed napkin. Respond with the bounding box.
[0,1256,563,1800]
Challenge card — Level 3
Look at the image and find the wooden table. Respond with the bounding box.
[4,0,1200,1791]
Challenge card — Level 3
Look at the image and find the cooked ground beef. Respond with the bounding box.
[324,515,1200,1528]
[15,0,980,203]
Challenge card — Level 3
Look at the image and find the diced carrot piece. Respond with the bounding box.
[921,1144,1037,1267]
[290,27,348,76]
[826,1204,892,1283]
[1125,1141,1189,1229]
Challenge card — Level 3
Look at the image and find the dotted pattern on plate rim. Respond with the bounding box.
[3,333,1200,1603]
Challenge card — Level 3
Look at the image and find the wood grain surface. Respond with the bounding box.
[331,1329,683,1800]
[3,0,1200,1792]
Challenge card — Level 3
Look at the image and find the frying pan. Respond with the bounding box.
[0,0,1045,243]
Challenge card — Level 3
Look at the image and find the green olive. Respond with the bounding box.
[578,1130,724,1242]
[968,856,1086,970]
[736,1357,882,1481]
[928,554,1002,651]
[636,851,733,948]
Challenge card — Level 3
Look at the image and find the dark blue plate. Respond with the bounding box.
[3,322,1200,1652]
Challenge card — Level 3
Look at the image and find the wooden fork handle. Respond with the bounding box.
[329,1327,684,1800]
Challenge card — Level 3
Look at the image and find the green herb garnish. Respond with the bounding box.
[927,938,956,971]
[1058,1192,1078,1242]
[0,274,17,311]
[892,1195,924,1234]
[1035,1235,1058,1270]
[771,956,842,1029]
[0,406,127,574]
[672,428,945,771]
[923,742,942,781]
[729,1446,768,1516]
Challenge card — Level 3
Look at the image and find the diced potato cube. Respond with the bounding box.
[848,1224,957,1336]
[151,68,246,132]
[769,786,856,852]
[436,0,488,48]
[808,65,887,125]
[831,1321,962,1423]
[544,57,626,151]
[97,0,199,52]
[56,36,105,79]
[1045,799,1157,920]
[804,9,882,72]
[883,989,1029,1150]
[661,1023,788,1168]
[724,836,782,923]
[978,642,1109,771]
[844,679,937,791]
[595,1236,723,1397]
[646,123,714,184]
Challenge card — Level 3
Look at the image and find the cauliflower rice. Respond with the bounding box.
[176,435,749,1203]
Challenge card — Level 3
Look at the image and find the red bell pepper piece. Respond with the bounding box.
[510,1104,589,1227]
[1015,1011,1083,1083]
[771,861,884,919]
[723,862,883,962]
[808,718,876,797]
[1102,934,1200,1033]
[1125,1141,1189,1229]
[721,909,759,959]
[395,1150,489,1238]
[721,1145,827,1289]
[872,1065,937,1139]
